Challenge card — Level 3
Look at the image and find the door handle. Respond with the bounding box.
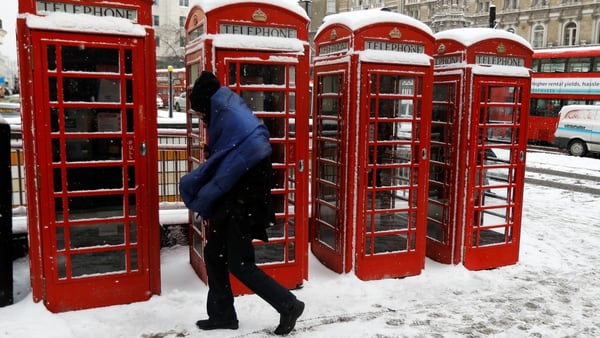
[140,142,147,157]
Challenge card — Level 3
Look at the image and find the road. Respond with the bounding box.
[525,146,600,195]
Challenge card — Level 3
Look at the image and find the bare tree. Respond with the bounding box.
[155,23,185,69]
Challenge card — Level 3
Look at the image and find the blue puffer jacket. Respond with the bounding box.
[179,87,272,218]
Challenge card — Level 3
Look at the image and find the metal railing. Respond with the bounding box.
[9,127,189,211]
[157,128,188,204]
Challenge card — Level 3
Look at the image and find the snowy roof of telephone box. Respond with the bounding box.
[189,0,309,20]
[24,12,147,36]
[316,9,433,37]
[435,28,532,51]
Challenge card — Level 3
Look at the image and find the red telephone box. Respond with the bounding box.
[183,1,310,294]
[17,0,160,312]
[311,9,434,281]
[428,28,532,270]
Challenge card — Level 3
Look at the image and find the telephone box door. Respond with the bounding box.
[427,75,462,264]
[311,69,350,274]
[355,68,431,279]
[463,77,529,270]
[31,33,157,312]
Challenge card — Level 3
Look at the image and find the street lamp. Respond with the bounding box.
[300,0,311,30]
[167,65,173,118]
[489,5,497,29]
[300,0,311,17]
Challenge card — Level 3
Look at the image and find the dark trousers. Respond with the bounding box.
[204,213,296,321]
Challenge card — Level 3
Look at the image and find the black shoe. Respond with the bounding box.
[274,300,305,336]
[195,318,239,330]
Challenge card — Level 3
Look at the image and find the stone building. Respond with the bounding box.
[307,0,600,49]
[0,18,10,91]
[152,0,189,69]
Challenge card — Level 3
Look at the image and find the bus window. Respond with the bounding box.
[540,58,566,72]
[530,99,560,117]
[531,59,540,72]
[593,57,600,72]
[566,57,591,72]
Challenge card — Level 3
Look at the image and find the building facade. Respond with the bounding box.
[0,18,12,92]
[308,0,600,49]
[152,0,190,69]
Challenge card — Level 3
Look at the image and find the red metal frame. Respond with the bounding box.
[429,28,532,270]
[17,0,159,312]
[184,2,310,295]
[354,66,433,280]
[427,76,463,264]
[463,78,528,270]
[183,9,209,284]
[310,24,354,274]
[311,67,351,274]
[311,10,435,281]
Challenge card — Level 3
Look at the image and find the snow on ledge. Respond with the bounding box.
[12,207,191,234]
[24,12,147,37]
[210,34,306,53]
[472,64,531,77]
[359,49,432,66]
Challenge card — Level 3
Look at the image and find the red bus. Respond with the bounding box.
[529,46,600,144]
[157,67,186,108]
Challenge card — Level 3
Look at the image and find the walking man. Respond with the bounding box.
[179,71,304,336]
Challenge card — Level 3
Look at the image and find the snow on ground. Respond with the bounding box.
[1,151,599,338]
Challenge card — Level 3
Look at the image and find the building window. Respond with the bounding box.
[179,16,186,27]
[563,22,577,46]
[327,0,336,14]
[532,24,545,48]
[155,36,160,47]
[153,0,158,5]
[179,0,189,6]
[407,9,419,18]
[153,15,160,26]
[476,1,490,13]
[352,0,383,9]
[504,0,517,9]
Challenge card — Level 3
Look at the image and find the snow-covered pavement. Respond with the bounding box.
[1,151,599,338]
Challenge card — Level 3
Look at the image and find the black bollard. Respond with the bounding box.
[0,115,13,306]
